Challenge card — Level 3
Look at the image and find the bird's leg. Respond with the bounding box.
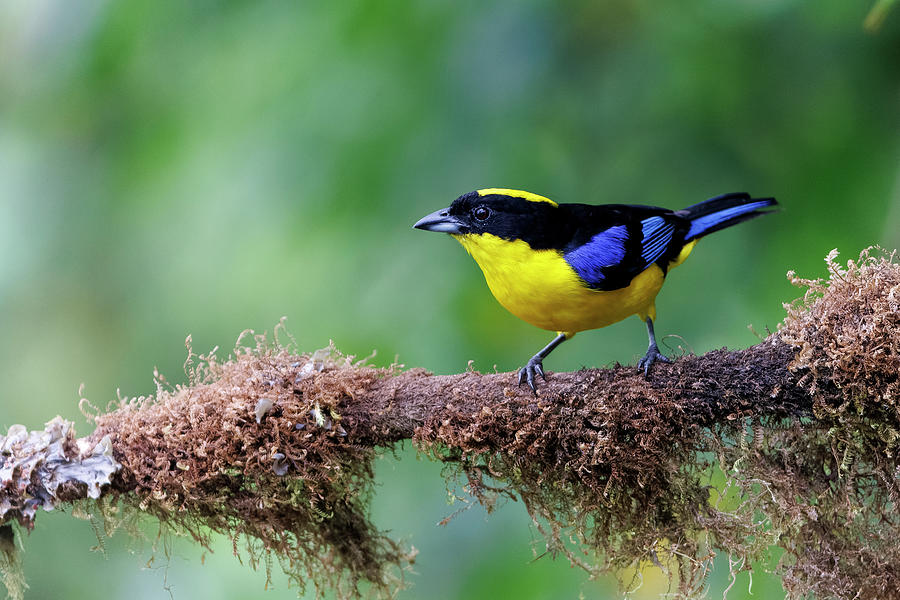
[637,317,671,375]
[518,332,568,394]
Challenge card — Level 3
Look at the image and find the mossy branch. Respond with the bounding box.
[2,248,899,600]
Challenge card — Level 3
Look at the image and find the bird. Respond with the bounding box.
[413,188,777,392]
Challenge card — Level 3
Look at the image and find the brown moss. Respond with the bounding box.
[759,247,900,597]
[782,248,900,414]
[91,337,415,598]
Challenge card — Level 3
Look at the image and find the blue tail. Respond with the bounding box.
[679,193,777,241]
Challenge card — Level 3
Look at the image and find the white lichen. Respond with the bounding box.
[0,417,120,522]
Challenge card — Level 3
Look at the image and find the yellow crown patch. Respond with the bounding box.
[477,188,558,207]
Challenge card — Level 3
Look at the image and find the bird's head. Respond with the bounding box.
[413,188,560,246]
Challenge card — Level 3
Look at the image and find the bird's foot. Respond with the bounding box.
[517,355,546,394]
[637,345,671,376]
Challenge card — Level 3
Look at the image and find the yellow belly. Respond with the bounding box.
[454,233,695,336]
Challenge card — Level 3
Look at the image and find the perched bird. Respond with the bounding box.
[414,188,777,392]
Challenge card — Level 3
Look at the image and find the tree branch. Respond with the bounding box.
[1,248,898,600]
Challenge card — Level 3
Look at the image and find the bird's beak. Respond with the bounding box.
[413,207,463,233]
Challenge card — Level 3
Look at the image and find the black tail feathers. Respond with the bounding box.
[677,193,777,241]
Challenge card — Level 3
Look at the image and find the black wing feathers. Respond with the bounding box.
[559,204,689,291]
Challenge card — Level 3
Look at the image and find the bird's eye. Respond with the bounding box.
[473,206,491,221]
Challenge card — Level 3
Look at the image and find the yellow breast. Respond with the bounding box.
[453,233,694,336]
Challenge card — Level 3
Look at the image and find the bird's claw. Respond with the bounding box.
[517,356,547,394]
[638,345,671,376]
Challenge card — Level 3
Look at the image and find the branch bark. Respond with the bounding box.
[343,338,807,445]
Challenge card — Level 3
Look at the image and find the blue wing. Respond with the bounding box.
[563,225,629,288]
[563,216,677,289]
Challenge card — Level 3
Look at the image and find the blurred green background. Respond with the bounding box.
[1,0,898,598]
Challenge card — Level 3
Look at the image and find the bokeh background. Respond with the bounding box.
[1,1,899,598]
